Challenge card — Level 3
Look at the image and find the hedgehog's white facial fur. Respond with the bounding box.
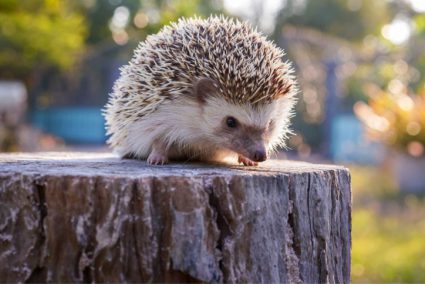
[190,78,295,162]
[120,92,295,164]
[199,95,294,161]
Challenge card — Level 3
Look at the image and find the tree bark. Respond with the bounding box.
[0,152,351,283]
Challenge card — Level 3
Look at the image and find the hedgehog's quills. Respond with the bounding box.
[103,16,297,166]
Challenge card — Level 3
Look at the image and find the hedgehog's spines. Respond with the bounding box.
[104,15,297,157]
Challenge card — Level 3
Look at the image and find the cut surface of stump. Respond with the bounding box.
[0,152,351,283]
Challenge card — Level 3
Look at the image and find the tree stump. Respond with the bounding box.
[0,152,351,283]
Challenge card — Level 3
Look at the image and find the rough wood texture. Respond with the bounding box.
[0,152,351,283]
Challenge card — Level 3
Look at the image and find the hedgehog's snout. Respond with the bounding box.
[249,144,268,162]
[252,148,267,162]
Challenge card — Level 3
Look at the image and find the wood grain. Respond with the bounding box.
[0,152,351,283]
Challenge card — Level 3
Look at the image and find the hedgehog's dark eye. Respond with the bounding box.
[226,116,238,128]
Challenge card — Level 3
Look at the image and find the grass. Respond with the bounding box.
[349,165,425,283]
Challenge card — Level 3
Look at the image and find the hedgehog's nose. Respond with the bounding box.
[252,149,267,162]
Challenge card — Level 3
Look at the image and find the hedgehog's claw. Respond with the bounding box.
[147,141,169,165]
[238,155,258,166]
[147,152,169,165]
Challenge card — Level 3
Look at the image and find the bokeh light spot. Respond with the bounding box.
[406,122,421,136]
[134,11,149,29]
[397,95,414,111]
[408,0,425,12]
[110,6,130,30]
[382,17,411,45]
[112,30,128,45]
[407,141,424,157]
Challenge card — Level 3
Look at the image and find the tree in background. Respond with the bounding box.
[79,0,222,49]
[269,0,393,153]
[0,0,86,82]
[26,0,222,107]
[0,0,223,149]
[0,0,222,87]
[274,0,389,41]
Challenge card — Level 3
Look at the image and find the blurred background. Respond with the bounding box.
[1,0,425,282]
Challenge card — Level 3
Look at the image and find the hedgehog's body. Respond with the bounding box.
[104,16,297,165]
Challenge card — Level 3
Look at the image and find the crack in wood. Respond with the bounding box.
[0,153,351,283]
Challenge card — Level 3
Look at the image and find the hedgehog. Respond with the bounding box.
[104,16,297,166]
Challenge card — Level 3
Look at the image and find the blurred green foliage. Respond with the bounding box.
[144,0,220,31]
[353,209,425,282]
[274,0,390,41]
[82,0,137,45]
[0,0,86,80]
[81,0,221,46]
[415,14,425,36]
[350,11,425,156]
[347,13,425,101]
[355,85,425,156]
[350,166,425,282]
[0,0,221,82]
[272,0,392,152]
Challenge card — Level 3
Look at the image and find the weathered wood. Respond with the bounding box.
[0,152,351,283]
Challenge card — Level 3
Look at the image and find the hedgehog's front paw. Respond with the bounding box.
[147,152,169,165]
[238,155,258,166]
[147,140,169,165]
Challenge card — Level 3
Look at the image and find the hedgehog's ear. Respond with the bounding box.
[194,78,218,104]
